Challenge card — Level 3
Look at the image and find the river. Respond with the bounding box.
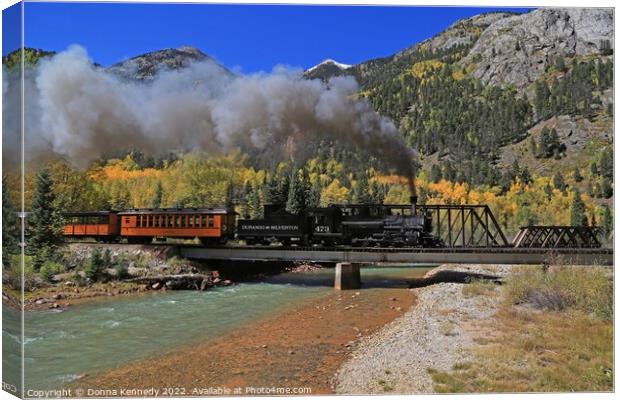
[3,266,433,392]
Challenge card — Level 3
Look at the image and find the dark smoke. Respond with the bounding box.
[3,45,418,192]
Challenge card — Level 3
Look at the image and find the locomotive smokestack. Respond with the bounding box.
[410,195,418,215]
[408,175,417,215]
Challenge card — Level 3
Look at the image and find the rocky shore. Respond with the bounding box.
[334,264,512,394]
[3,244,234,312]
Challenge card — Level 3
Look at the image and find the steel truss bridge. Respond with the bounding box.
[181,206,611,266]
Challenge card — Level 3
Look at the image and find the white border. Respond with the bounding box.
[0,2,617,400]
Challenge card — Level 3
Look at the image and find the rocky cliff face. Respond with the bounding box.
[395,12,515,58]
[460,8,614,89]
[107,46,230,80]
[322,12,521,87]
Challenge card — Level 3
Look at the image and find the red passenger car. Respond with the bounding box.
[62,211,120,242]
[118,208,237,244]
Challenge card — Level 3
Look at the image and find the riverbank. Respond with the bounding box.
[335,263,613,394]
[2,244,237,311]
[72,268,427,394]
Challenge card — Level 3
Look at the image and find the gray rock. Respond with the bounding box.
[460,8,613,89]
[107,46,232,81]
[396,12,514,59]
[127,266,147,276]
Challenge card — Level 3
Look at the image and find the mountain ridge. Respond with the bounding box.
[3,8,613,197]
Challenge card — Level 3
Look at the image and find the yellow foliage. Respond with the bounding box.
[408,59,445,79]
[451,69,465,81]
[320,179,349,206]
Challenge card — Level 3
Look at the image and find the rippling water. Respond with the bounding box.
[3,266,433,391]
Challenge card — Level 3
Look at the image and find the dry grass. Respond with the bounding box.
[462,278,498,297]
[429,266,613,393]
[505,265,612,321]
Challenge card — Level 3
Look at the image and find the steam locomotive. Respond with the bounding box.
[63,197,442,247]
[237,197,441,247]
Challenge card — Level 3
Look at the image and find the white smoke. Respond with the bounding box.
[3,45,416,177]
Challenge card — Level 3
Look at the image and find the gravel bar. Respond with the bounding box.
[334,264,513,394]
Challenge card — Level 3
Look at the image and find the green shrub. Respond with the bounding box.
[84,249,105,282]
[6,254,37,290]
[505,266,612,321]
[114,263,128,279]
[39,261,65,282]
[102,249,113,267]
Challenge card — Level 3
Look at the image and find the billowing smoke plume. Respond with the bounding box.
[3,45,416,183]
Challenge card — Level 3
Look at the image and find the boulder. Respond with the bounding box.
[128,266,147,277]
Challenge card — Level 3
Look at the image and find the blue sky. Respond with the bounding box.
[8,2,531,72]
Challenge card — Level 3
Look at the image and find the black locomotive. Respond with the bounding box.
[237,197,442,247]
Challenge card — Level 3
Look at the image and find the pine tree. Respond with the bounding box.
[27,168,64,268]
[286,170,305,215]
[353,170,372,204]
[570,190,588,226]
[2,175,20,269]
[370,180,385,204]
[85,248,104,282]
[599,148,613,179]
[590,161,599,177]
[553,171,566,192]
[151,181,163,208]
[430,164,442,183]
[110,182,132,210]
[600,206,613,240]
[225,180,235,209]
[600,177,613,198]
[264,175,279,204]
[249,187,262,219]
[573,167,583,183]
[519,167,532,184]
[241,181,253,218]
[274,173,290,205]
[306,180,321,209]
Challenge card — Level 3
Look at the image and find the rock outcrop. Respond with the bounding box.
[107,46,231,80]
[396,12,515,58]
[460,8,614,89]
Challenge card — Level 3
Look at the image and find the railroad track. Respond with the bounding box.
[69,241,613,254]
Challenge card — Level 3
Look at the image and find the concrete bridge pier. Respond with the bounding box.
[334,262,361,290]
